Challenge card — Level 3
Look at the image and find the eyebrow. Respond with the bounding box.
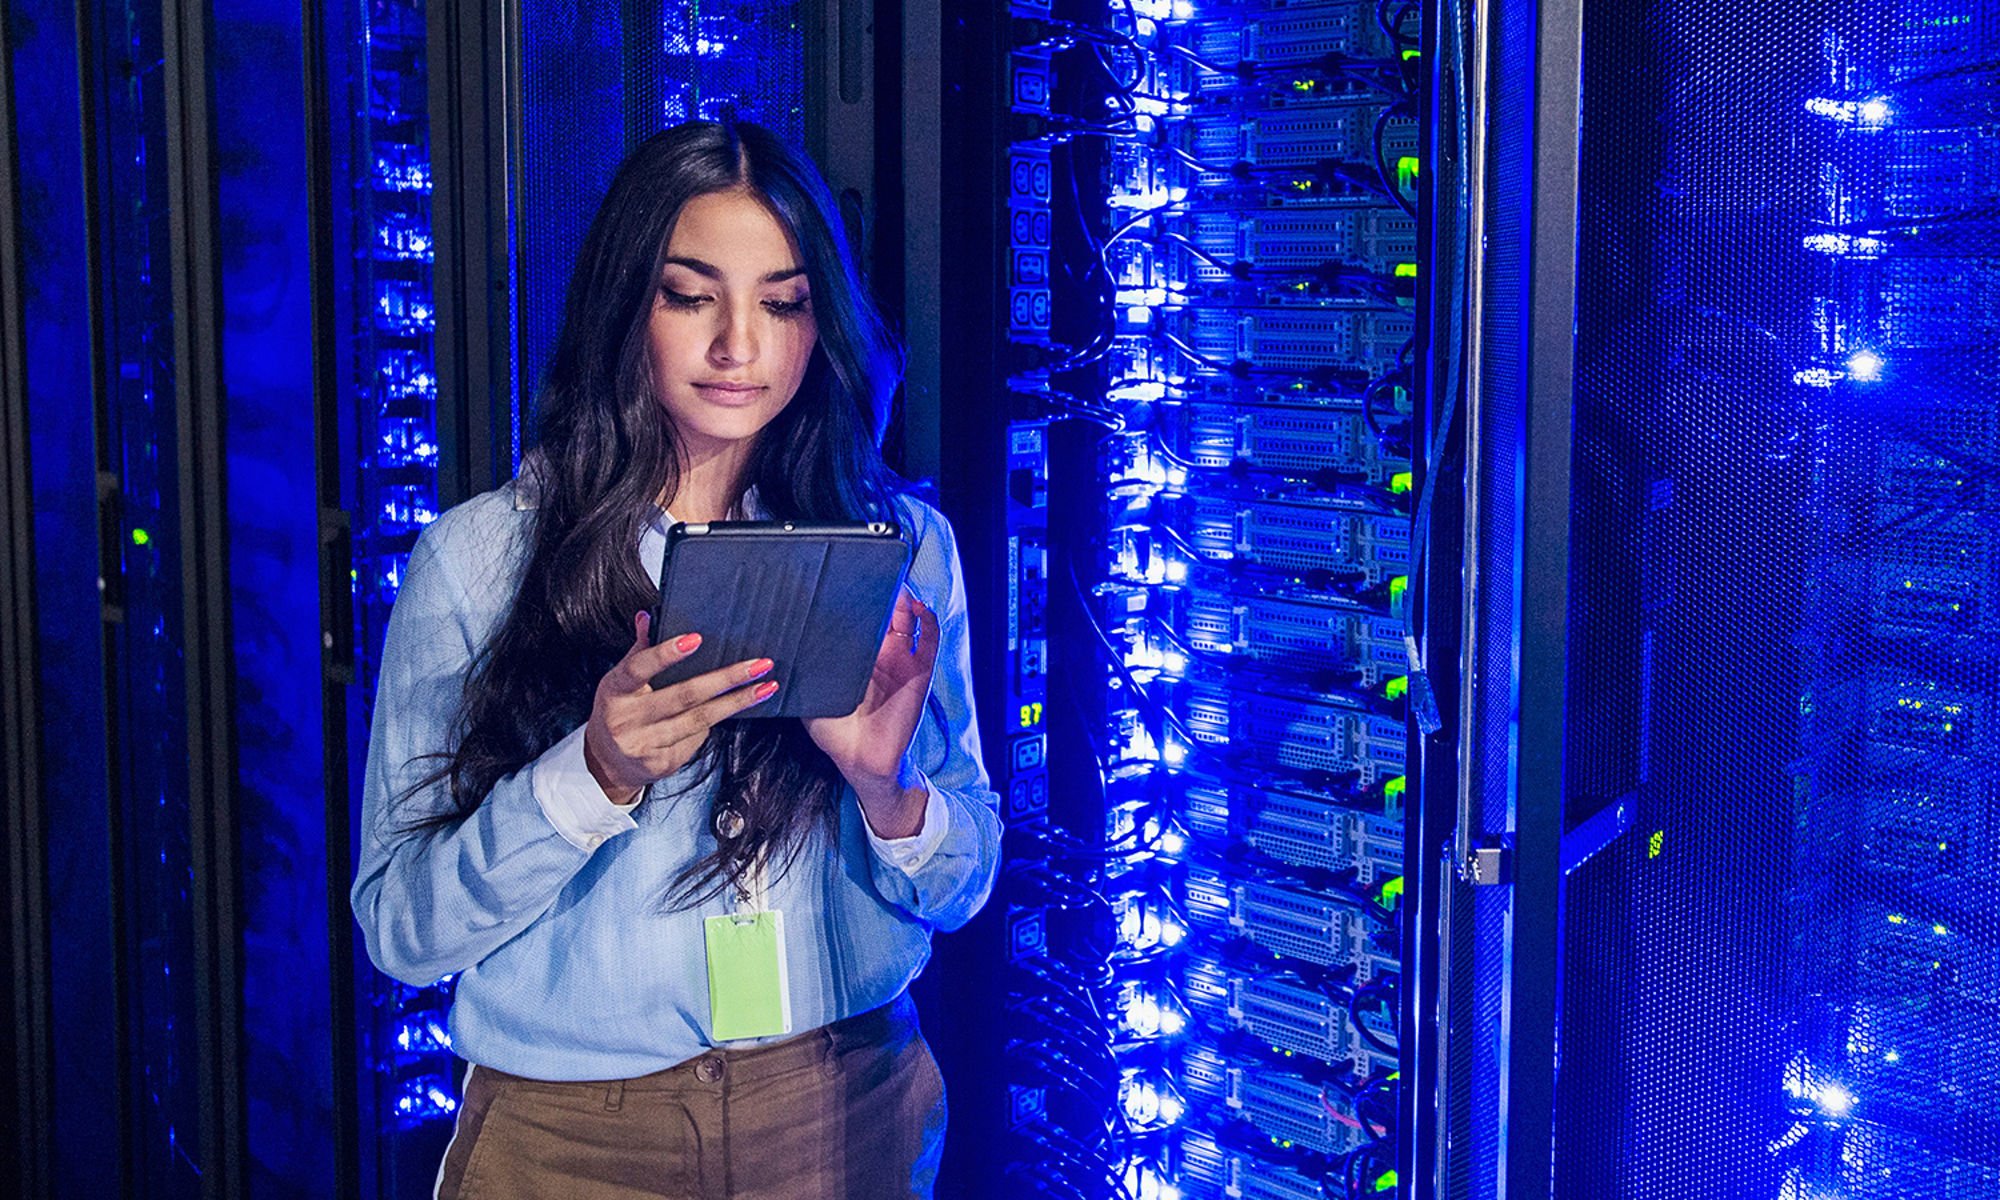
[661,256,807,284]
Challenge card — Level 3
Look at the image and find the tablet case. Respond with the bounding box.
[649,521,911,719]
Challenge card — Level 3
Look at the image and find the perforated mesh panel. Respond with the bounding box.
[1551,1,2000,1197]
[513,1,805,446]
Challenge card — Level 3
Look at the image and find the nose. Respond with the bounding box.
[708,301,759,367]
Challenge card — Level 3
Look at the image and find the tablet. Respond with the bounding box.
[648,520,912,719]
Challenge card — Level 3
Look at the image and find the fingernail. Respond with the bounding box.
[747,658,774,679]
[754,680,779,699]
[636,610,650,627]
[675,633,701,653]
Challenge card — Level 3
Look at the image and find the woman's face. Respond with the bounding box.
[646,188,818,467]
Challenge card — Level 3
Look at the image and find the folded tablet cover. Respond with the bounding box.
[650,522,911,719]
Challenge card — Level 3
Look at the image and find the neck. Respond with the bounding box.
[659,440,754,522]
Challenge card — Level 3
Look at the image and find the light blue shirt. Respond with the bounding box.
[351,474,1004,1080]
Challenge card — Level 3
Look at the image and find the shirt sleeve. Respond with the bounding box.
[348,513,626,987]
[861,772,950,874]
[861,504,1004,932]
[533,725,642,851]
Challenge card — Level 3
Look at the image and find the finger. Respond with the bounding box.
[604,611,658,693]
[608,618,702,695]
[888,585,921,635]
[650,678,781,750]
[638,656,774,722]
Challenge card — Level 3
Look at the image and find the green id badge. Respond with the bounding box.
[703,910,792,1041]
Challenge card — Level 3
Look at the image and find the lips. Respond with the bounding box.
[692,381,767,405]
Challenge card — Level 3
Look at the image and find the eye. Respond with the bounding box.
[764,295,812,317]
[660,286,710,308]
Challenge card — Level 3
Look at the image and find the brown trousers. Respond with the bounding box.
[435,994,946,1200]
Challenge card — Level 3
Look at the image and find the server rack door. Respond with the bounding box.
[81,2,209,1193]
[210,0,345,1193]
[1440,0,2000,1197]
[4,1,117,1194]
[3,2,366,1195]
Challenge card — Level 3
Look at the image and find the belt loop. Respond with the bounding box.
[604,1079,625,1112]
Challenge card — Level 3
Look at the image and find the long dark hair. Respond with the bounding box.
[409,121,905,906]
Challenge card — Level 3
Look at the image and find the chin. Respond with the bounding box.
[670,407,786,451]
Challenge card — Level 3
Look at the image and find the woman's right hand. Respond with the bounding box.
[582,611,779,803]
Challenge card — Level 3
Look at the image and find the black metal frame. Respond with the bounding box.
[430,0,517,507]
[1500,0,1584,1192]
[917,4,1007,1195]
[1403,0,1458,1192]
[804,0,876,262]
[0,3,55,1191]
[71,1,137,1191]
[301,0,364,1194]
[161,1,249,1195]
[1414,0,1587,1193]
[881,0,942,482]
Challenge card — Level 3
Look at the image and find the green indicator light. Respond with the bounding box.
[1382,775,1407,804]
[1394,262,1418,278]
[1647,830,1664,859]
[1390,471,1414,494]
[1374,1171,1399,1192]
[1389,574,1409,605]
[1933,923,1948,936]
[1396,156,1420,191]
[1402,48,1421,60]
[131,528,151,546]
[1378,876,1404,905]
[1385,676,1409,701]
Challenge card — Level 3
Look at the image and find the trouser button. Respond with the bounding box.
[694,1056,725,1083]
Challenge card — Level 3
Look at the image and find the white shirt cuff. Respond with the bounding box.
[531,726,641,852]
[862,775,950,875]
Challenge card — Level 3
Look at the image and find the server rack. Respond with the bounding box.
[944,2,1427,1196]
[2,1,349,1195]
[1424,0,2000,1198]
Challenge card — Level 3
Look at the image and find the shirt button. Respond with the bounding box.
[694,1056,725,1083]
[584,834,605,849]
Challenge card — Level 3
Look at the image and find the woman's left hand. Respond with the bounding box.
[805,587,939,837]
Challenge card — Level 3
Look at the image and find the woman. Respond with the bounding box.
[352,121,1002,1200]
